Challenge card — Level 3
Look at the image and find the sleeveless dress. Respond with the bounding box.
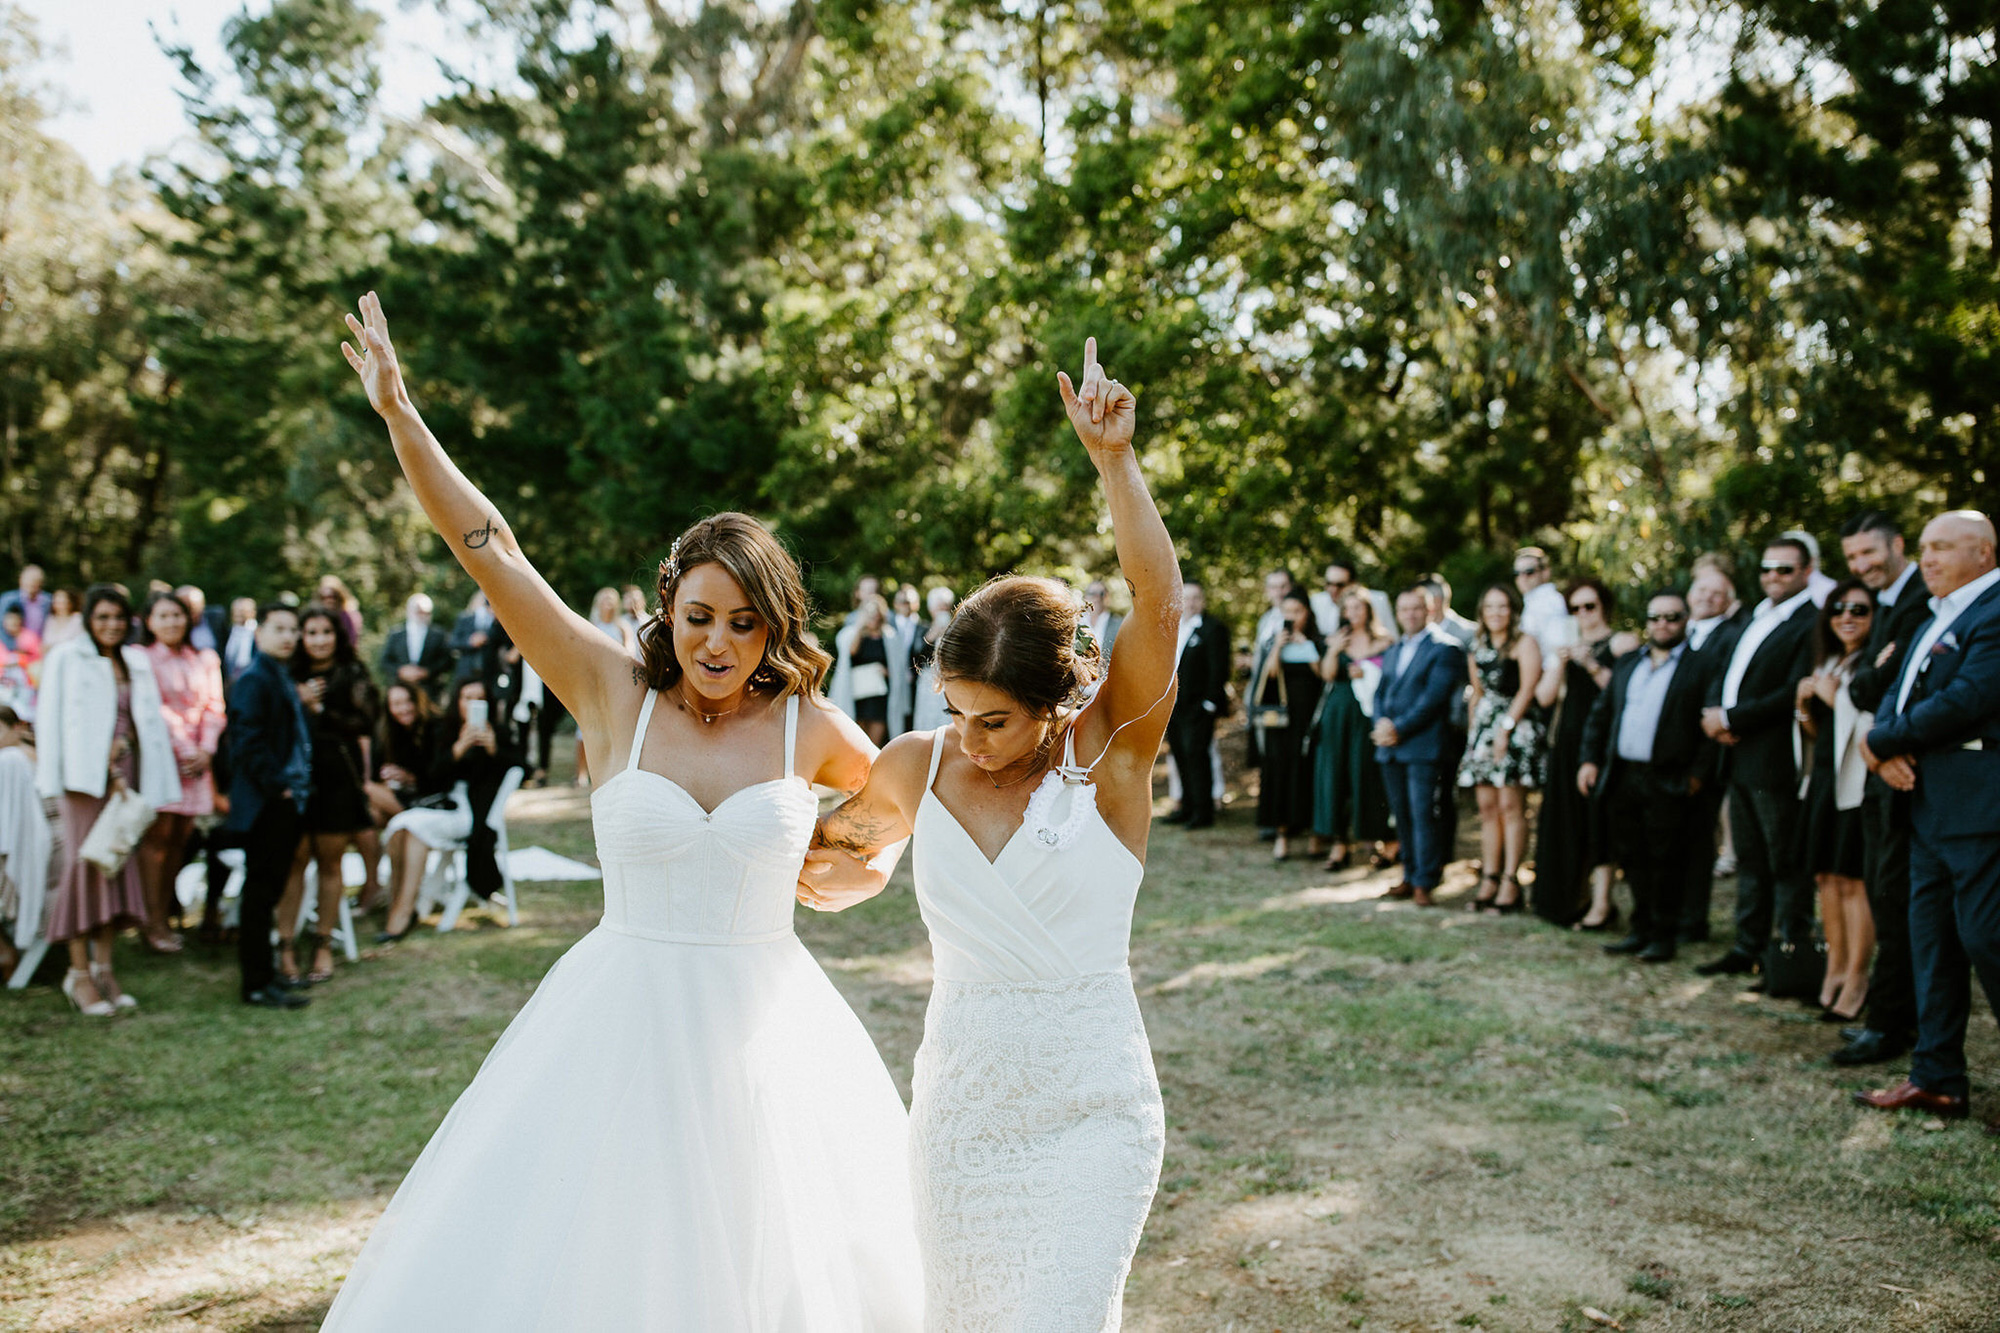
[323,693,923,1332]
[909,728,1166,1331]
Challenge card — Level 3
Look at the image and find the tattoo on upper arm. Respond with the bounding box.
[464,517,498,549]
[819,802,899,855]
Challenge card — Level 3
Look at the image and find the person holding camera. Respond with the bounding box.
[377,676,521,939]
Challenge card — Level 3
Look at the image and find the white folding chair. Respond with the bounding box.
[295,857,362,962]
[414,767,525,932]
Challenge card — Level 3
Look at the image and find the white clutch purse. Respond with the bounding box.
[79,785,156,876]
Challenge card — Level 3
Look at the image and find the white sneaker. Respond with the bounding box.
[1712,853,1738,879]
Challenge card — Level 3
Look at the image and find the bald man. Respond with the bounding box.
[1855,511,2000,1132]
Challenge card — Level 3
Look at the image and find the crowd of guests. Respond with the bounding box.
[1132,512,1998,1135]
[0,572,620,1012]
[12,516,1999,1132]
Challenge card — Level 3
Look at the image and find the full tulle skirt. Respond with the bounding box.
[322,926,924,1332]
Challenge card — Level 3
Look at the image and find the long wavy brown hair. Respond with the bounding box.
[635,513,831,697]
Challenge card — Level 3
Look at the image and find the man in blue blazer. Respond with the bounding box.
[224,603,314,1010]
[1855,512,2000,1131]
[1372,585,1468,906]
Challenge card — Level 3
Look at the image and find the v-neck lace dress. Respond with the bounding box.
[909,728,1165,1331]
[323,692,922,1332]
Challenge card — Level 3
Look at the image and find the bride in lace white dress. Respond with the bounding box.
[802,339,1179,1331]
[328,294,922,1330]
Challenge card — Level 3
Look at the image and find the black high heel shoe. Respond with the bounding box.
[1469,873,1501,911]
[1483,875,1527,915]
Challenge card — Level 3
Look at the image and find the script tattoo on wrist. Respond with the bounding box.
[464,517,498,549]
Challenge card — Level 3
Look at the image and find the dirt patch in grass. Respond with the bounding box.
[4,774,1996,1331]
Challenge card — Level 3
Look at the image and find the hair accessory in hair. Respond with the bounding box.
[662,536,684,585]
[1073,620,1099,659]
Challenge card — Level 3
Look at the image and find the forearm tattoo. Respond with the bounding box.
[815,804,899,856]
[464,516,498,549]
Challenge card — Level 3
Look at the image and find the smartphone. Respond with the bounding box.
[466,699,490,729]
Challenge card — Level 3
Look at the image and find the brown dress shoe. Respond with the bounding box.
[1384,882,1415,900]
[1852,1081,1968,1119]
[1411,887,1435,908]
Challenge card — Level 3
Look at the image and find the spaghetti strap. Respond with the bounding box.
[925,727,948,790]
[783,695,800,779]
[625,691,658,773]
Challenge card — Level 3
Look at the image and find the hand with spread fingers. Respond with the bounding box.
[1055,336,1136,461]
[340,291,412,420]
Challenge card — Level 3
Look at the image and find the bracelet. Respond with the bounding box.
[1498,715,1517,732]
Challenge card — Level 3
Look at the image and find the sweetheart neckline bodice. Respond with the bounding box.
[592,767,812,819]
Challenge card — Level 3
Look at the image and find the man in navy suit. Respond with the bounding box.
[1855,511,2000,1130]
[225,603,314,1010]
[1372,585,1468,906]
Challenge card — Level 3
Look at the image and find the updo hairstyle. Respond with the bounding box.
[636,513,832,698]
[935,576,1104,722]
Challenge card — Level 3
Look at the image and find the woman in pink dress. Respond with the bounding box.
[137,590,226,954]
[36,585,183,1014]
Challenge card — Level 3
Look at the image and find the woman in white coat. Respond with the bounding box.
[35,585,181,1015]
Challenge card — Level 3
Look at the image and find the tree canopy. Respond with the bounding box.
[1,0,1990,630]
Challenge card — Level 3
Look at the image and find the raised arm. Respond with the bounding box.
[340,293,634,729]
[1059,338,1182,767]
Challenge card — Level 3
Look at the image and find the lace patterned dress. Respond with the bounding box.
[909,728,1165,1331]
[323,693,922,1331]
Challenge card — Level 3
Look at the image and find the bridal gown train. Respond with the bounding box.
[322,693,923,1332]
[909,727,1166,1331]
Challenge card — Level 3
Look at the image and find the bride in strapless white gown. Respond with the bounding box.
[803,339,1180,1331]
[331,293,921,1330]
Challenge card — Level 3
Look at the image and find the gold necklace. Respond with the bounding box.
[674,684,748,725]
[988,758,1046,790]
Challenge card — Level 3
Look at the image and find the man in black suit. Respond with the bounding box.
[1166,581,1230,829]
[379,592,456,702]
[450,590,499,685]
[1578,590,1709,962]
[223,603,312,1010]
[1833,510,1929,1065]
[1696,537,1820,978]
[1676,562,1746,942]
[1855,511,2000,1131]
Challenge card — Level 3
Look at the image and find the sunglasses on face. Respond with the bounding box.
[1647,611,1687,623]
[1761,562,1798,575]
[1569,600,1601,613]
[1513,566,1540,577]
[1830,601,1873,617]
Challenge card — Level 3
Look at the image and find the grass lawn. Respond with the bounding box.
[3,749,1996,1331]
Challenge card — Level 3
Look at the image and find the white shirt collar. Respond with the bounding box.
[1929,567,2000,619]
[1879,561,1918,608]
[406,615,429,648]
[1751,586,1815,623]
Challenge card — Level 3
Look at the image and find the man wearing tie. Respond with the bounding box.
[1695,538,1819,979]
[1676,563,1746,942]
[378,593,456,703]
[886,585,924,738]
[1833,511,1928,1066]
[1854,511,2000,1132]
[1577,590,1708,962]
[1372,586,1468,906]
[1165,581,1230,829]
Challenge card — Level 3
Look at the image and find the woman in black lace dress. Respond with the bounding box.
[279,604,379,983]
[1531,580,1634,928]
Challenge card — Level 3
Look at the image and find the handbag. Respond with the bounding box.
[79,784,156,877]
[1761,937,1828,1001]
[1251,654,1290,732]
